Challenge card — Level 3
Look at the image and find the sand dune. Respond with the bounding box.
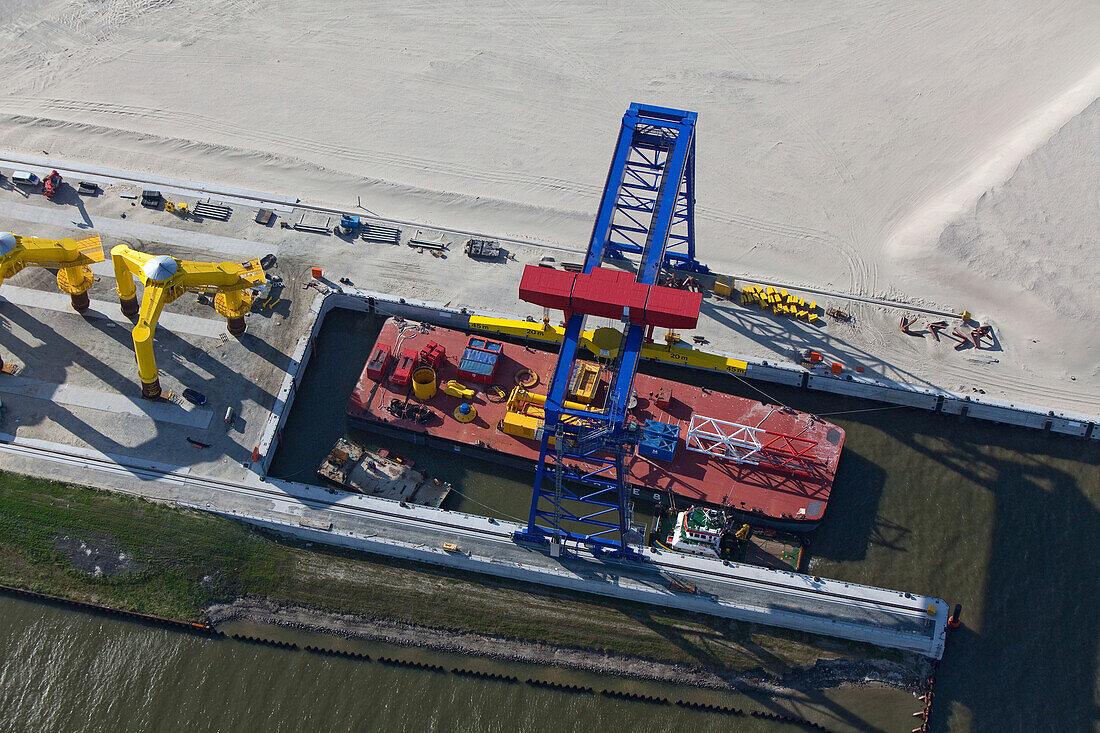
[0,0,1098,412]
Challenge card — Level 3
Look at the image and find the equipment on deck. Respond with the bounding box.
[513,103,706,556]
[165,200,189,216]
[339,215,361,235]
[465,239,501,259]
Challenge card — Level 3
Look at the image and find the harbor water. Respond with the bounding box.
[3,308,1097,732]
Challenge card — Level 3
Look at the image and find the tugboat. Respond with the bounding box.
[665,506,727,558]
[653,505,806,572]
[317,438,451,507]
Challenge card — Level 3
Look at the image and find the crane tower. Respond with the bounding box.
[514,104,705,556]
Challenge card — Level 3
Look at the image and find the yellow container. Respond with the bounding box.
[502,411,542,439]
[412,367,437,400]
[568,362,601,404]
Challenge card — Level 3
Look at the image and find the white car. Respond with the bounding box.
[11,171,40,187]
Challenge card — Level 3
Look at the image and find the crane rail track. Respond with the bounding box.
[0,153,583,256]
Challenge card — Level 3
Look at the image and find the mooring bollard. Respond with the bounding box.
[948,603,962,629]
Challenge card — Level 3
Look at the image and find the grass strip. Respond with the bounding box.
[0,469,890,672]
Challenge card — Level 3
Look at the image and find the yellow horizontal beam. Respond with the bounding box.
[468,316,566,344]
[468,316,747,377]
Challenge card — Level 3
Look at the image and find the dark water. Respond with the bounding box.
[4,308,1098,732]
[0,595,822,733]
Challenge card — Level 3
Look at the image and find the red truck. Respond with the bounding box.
[43,170,62,198]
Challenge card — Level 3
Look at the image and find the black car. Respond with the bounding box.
[182,388,207,406]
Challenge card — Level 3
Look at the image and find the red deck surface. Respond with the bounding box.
[347,321,845,526]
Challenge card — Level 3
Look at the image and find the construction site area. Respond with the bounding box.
[0,106,978,663]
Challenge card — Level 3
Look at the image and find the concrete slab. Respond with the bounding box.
[0,285,228,339]
[0,375,212,429]
[0,200,276,259]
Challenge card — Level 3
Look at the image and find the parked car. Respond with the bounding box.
[11,171,40,187]
[182,388,207,406]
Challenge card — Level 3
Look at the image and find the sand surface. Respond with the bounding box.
[0,0,1098,414]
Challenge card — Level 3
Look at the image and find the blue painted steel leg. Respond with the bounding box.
[514,103,703,557]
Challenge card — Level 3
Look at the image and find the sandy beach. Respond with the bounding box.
[0,0,1098,414]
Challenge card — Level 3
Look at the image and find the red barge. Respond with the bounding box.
[346,320,845,531]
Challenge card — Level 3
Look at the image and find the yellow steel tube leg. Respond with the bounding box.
[112,246,139,317]
[59,264,92,313]
[516,389,589,413]
[221,288,247,336]
[131,284,170,399]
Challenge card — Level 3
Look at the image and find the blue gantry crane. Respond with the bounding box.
[514,103,705,556]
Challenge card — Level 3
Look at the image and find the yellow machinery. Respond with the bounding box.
[454,403,478,423]
[0,231,104,371]
[500,386,591,440]
[469,316,748,376]
[110,244,264,398]
[442,379,475,400]
[0,231,103,312]
[567,362,601,404]
[165,201,189,216]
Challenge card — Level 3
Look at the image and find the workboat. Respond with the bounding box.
[347,320,845,531]
[653,506,806,572]
[317,438,451,507]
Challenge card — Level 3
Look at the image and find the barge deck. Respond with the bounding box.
[347,320,845,530]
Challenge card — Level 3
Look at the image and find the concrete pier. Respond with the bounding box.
[0,433,949,658]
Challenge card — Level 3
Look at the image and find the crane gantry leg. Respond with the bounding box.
[514,104,705,556]
[111,245,264,398]
[0,231,104,371]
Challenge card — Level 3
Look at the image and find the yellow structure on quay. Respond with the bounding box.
[0,231,104,370]
[110,244,264,398]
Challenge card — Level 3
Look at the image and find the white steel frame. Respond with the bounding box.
[685,414,770,464]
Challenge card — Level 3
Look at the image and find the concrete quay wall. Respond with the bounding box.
[232,507,947,658]
[269,289,1097,449]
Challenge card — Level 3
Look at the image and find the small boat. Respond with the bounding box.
[317,438,451,507]
[653,506,806,572]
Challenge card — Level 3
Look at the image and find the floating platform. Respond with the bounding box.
[317,438,451,507]
[347,321,844,530]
